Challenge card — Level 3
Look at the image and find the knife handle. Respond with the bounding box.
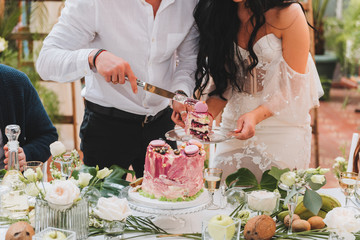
[124,76,145,88]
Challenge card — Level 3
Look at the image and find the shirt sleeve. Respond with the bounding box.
[36,0,96,82]
[261,53,324,124]
[170,23,199,97]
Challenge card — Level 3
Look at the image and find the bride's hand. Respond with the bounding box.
[232,112,257,140]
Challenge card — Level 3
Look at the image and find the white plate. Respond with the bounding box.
[165,127,234,144]
[127,187,210,210]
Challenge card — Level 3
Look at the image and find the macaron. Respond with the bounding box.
[194,101,208,113]
[150,139,166,147]
[189,139,203,148]
[184,145,199,155]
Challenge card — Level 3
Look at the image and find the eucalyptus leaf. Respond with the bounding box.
[308,178,327,191]
[268,166,290,181]
[303,189,322,215]
[284,185,298,205]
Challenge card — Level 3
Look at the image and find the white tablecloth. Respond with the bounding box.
[0,188,347,239]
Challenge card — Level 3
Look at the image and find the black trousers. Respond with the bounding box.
[79,102,176,177]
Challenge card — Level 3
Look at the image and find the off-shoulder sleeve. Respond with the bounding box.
[260,53,324,124]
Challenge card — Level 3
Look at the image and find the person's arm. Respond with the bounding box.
[21,79,58,162]
[170,23,199,126]
[36,0,97,83]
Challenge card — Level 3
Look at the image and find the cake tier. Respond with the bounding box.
[142,141,206,200]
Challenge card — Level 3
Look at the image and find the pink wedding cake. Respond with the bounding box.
[185,101,211,141]
[141,139,206,201]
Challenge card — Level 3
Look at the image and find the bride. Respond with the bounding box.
[192,0,324,180]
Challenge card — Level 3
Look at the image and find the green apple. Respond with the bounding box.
[43,230,67,240]
[208,215,235,240]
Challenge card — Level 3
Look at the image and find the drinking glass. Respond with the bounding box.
[54,152,73,179]
[339,172,358,206]
[204,168,223,210]
[23,161,44,172]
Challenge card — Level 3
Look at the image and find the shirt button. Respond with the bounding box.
[152,38,155,42]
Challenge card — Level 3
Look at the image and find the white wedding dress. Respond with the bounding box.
[210,33,324,181]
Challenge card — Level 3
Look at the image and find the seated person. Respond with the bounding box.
[0,64,58,171]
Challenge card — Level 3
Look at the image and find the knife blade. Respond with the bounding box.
[126,77,196,104]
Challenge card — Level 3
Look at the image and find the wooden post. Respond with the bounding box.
[0,0,5,19]
[71,82,79,150]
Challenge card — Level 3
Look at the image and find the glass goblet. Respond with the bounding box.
[339,172,358,206]
[54,152,73,179]
[203,168,223,210]
[23,161,44,172]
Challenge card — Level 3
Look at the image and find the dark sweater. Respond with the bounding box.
[0,64,58,165]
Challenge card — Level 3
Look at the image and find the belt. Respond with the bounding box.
[85,100,169,125]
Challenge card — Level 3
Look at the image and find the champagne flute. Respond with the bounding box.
[339,172,358,206]
[54,152,73,179]
[204,168,223,210]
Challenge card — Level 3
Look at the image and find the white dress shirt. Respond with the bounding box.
[36,0,198,116]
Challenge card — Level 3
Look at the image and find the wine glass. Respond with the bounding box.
[23,161,44,172]
[203,168,223,210]
[54,152,73,179]
[339,172,358,206]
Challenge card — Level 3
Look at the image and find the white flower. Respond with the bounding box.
[96,167,113,179]
[93,197,131,221]
[319,168,330,174]
[0,37,8,53]
[36,167,43,181]
[25,183,40,197]
[45,180,80,207]
[310,174,326,184]
[280,171,296,187]
[333,162,340,168]
[23,169,37,182]
[246,190,279,213]
[50,141,66,157]
[306,168,317,174]
[335,157,346,163]
[69,177,78,186]
[324,207,360,240]
[78,172,93,188]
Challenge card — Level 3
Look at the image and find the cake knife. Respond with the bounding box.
[126,77,197,104]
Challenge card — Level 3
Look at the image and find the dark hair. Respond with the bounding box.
[353,138,360,173]
[193,0,303,100]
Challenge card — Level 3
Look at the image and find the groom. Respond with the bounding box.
[36,0,199,177]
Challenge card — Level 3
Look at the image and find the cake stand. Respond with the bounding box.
[165,126,234,144]
[121,186,211,230]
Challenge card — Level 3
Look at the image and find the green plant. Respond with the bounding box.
[313,0,331,54]
[325,0,360,76]
[319,76,332,101]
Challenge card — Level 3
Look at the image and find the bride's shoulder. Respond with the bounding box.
[265,3,306,31]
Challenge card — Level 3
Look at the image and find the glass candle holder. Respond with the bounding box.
[246,190,280,214]
[202,216,241,240]
[35,198,88,240]
[32,227,76,240]
[103,219,126,240]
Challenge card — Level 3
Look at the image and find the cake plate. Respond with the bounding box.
[165,126,234,144]
[121,186,211,230]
